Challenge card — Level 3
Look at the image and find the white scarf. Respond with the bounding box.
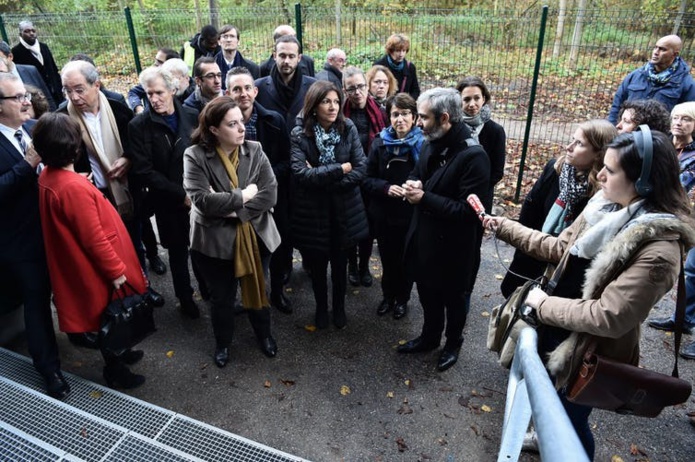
[571,190,673,259]
[19,37,43,65]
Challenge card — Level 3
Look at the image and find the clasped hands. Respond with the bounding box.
[401,179,423,204]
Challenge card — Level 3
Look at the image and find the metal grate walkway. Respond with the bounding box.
[0,348,307,462]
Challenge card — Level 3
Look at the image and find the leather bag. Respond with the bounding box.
[567,252,692,417]
[99,282,156,355]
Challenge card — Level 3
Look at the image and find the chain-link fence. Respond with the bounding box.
[2,5,693,201]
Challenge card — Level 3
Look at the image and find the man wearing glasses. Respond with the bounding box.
[183,57,223,112]
[215,25,259,90]
[0,73,68,400]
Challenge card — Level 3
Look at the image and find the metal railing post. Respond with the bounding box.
[0,16,7,44]
[294,3,303,52]
[514,5,549,202]
[124,7,142,75]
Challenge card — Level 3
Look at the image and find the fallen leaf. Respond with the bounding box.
[611,456,624,462]
[264,380,271,388]
[396,437,408,452]
[404,379,411,387]
[630,444,647,457]
[437,438,447,445]
[80,427,88,438]
[386,391,394,398]
[458,396,470,407]
[495,274,504,280]
[470,424,480,436]
[88,390,102,399]
[280,379,295,386]
[481,405,492,412]
[352,289,360,295]
[166,350,174,358]
[304,325,316,332]
[340,385,351,395]
[398,339,407,345]
[398,403,413,414]
[481,311,490,317]
[284,287,293,293]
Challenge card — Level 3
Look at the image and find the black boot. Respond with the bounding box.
[438,337,463,372]
[359,266,373,287]
[315,306,329,329]
[348,254,360,287]
[103,363,145,389]
[333,303,347,329]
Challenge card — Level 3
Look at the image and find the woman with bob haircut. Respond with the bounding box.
[183,96,280,368]
[366,64,398,109]
[484,129,695,459]
[373,33,420,99]
[36,112,148,389]
[291,80,368,329]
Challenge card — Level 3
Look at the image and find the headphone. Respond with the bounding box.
[633,124,653,197]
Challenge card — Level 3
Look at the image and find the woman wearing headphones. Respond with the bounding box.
[484,128,695,460]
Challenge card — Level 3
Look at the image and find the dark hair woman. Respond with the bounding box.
[291,80,369,329]
[363,93,423,320]
[484,129,695,460]
[36,112,148,389]
[456,76,506,209]
[184,96,280,368]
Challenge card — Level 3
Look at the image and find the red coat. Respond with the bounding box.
[39,167,147,333]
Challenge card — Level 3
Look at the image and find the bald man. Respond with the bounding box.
[608,35,695,123]
[259,25,315,77]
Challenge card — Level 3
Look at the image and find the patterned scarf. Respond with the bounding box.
[644,56,682,85]
[542,161,589,235]
[380,125,424,164]
[461,104,492,142]
[313,124,341,165]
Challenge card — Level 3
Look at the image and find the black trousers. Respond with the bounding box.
[1,259,60,376]
[304,243,347,313]
[191,248,272,348]
[168,244,194,302]
[416,281,470,349]
[376,226,412,303]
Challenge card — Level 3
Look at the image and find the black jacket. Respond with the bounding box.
[290,118,368,253]
[255,74,316,132]
[373,55,420,100]
[12,42,64,105]
[404,122,490,291]
[315,63,343,90]
[216,51,260,90]
[128,101,199,247]
[180,33,221,64]
[477,119,506,209]
[363,136,416,232]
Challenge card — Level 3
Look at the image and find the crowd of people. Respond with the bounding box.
[1,20,695,460]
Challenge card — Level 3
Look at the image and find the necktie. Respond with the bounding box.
[14,130,27,155]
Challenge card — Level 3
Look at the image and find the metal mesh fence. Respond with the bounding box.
[1,5,694,200]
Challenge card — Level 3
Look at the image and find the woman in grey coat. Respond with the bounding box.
[184,96,280,368]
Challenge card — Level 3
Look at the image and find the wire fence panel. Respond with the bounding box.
[2,6,694,202]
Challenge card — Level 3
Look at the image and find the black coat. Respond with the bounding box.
[128,101,199,247]
[216,51,260,90]
[404,123,490,292]
[363,136,416,232]
[477,119,506,210]
[16,64,56,110]
[290,118,368,253]
[500,159,565,298]
[373,55,420,99]
[254,75,316,132]
[315,63,343,90]
[11,42,64,105]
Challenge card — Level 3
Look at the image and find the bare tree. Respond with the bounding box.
[552,0,568,58]
[673,0,687,35]
[569,0,587,69]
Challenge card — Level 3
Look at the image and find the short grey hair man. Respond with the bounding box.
[61,60,100,86]
[140,66,177,92]
[161,58,191,97]
[417,87,463,124]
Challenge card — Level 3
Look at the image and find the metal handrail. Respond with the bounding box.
[497,328,589,462]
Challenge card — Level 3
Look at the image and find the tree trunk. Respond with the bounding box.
[673,0,687,35]
[552,0,568,58]
[569,0,587,69]
[208,0,218,30]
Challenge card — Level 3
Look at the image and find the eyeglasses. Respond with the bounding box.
[201,73,223,80]
[390,110,412,119]
[1,93,32,103]
[344,84,367,95]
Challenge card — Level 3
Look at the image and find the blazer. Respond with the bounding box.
[0,119,44,263]
[254,75,316,131]
[11,42,64,105]
[16,64,56,110]
[183,141,280,260]
[39,168,146,333]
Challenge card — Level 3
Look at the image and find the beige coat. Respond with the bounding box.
[497,213,695,387]
[183,141,281,261]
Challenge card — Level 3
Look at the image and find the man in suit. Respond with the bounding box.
[216,24,260,90]
[254,35,316,131]
[0,40,56,110]
[11,21,64,106]
[259,25,315,78]
[226,66,292,314]
[398,88,490,372]
[0,73,68,399]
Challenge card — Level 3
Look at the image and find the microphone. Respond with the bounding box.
[467,194,486,221]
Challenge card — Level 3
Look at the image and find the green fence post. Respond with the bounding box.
[295,3,303,51]
[124,7,142,75]
[515,5,549,202]
[0,16,8,44]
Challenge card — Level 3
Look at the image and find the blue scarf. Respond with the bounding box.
[644,56,682,85]
[386,55,405,72]
[379,125,424,163]
[313,124,341,165]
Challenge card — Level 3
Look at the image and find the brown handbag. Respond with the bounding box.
[567,253,692,417]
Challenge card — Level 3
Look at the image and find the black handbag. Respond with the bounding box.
[567,251,692,417]
[99,282,156,355]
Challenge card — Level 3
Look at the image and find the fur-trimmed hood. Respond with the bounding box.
[546,215,695,387]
